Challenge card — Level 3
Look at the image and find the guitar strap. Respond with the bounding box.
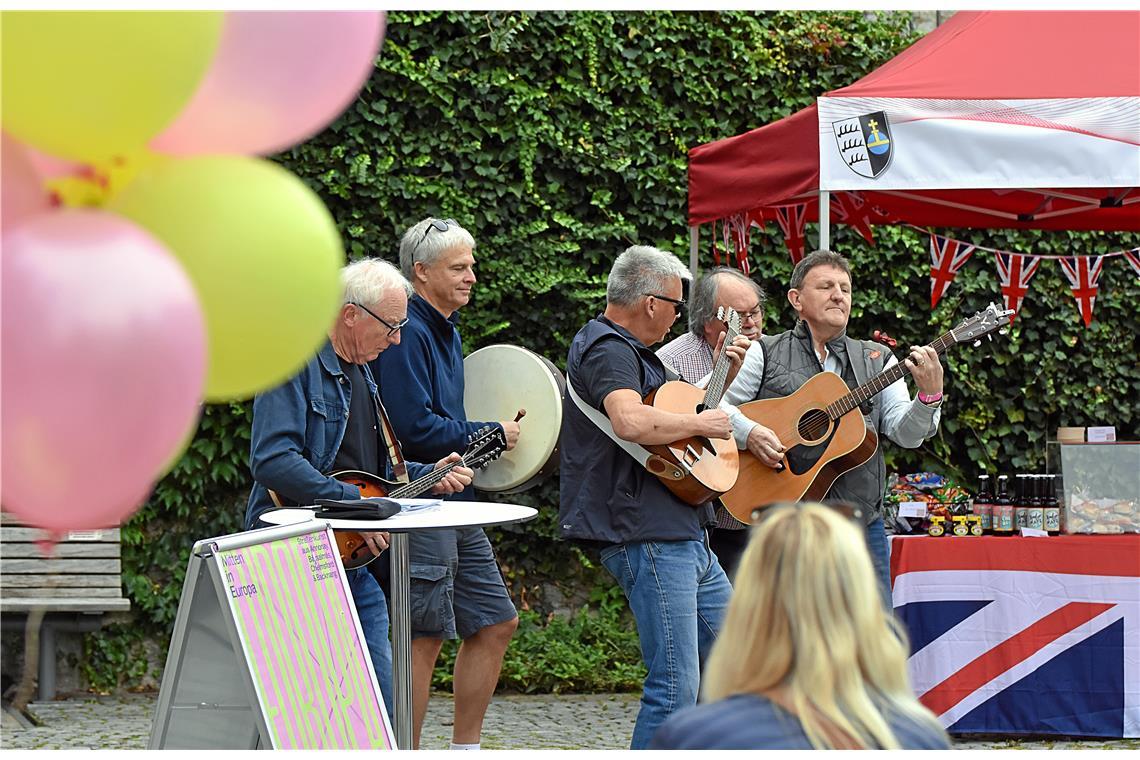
[374,394,410,485]
[565,373,683,479]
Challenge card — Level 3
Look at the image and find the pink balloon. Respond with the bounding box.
[23,144,84,182]
[151,11,385,156]
[1,211,207,532]
[2,131,54,231]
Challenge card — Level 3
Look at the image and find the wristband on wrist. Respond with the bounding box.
[918,391,944,405]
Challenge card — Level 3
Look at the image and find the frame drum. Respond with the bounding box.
[463,344,564,493]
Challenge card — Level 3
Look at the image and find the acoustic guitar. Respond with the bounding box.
[720,303,1013,521]
[644,307,742,505]
[271,426,507,569]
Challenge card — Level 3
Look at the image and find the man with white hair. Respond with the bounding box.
[245,257,474,719]
[371,218,520,751]
[558,245,747,749]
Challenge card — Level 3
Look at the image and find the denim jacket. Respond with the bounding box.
[244,340,431,529]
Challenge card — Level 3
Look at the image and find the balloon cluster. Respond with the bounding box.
[1,11,386,536]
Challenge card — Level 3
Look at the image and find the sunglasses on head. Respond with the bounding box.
[417,217,457,244]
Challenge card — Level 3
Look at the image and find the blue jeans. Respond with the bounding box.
[345,566,395,723]
[600,535,733,749]
[863,517,892,609]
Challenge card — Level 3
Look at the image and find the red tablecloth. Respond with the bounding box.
[889,534,1139,737]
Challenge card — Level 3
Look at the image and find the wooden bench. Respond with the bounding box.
[0,514,130,700]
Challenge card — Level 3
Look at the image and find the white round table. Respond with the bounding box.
[260,500,537,749]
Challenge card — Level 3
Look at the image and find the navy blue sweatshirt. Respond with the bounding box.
[369,294,500,499]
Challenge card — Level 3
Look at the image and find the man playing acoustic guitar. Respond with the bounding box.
[721,250,944,604]
[657,267,767,580]
[244,258,474,718]
[559,245,748,749]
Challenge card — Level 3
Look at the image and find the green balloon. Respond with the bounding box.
[111,156,344,401]
[1,11,223,162]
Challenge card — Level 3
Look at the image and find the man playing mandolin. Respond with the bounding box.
[721,250,944,603]
[559,245,748,749]
[244,258,474,718]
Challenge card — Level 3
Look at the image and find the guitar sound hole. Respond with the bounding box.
[797,409,830,443]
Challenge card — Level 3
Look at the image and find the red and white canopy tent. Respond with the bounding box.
[687,10,1140,272]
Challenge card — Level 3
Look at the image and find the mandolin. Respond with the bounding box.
[643,307,742,505]
[720,303,1013,521]
[271,426,506,569]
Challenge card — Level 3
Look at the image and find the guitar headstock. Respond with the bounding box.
[949,302,1015,345]
[464,426,508,470]
[715,306,742,339]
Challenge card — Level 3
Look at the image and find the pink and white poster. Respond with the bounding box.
[214,528,394,749]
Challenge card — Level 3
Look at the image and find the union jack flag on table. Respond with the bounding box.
[890,535,1140,738]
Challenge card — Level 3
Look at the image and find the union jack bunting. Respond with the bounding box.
[929,234,977,309]
[774,204,809,265]
[1123,248,1140,279]
[993,251,1042,322]
[891,535,1140,738]
[1059,255,1107,327]
[830,191,875,245]
[709,219,722,266]
[721,212,752,275]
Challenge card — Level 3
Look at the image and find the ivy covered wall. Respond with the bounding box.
[73,11,1137,692]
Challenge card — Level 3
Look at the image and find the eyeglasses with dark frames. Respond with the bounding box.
[644,292,686,318]
[740,303,764,322]
[352,302,409,337]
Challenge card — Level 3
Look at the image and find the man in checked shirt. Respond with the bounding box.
[656,267,766,580]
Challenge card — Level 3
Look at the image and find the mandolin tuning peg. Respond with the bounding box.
[973,339,982,347]
[997,329,1007,336]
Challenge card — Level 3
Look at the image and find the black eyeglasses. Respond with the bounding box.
[352,302,409,336]
[740,303,763,322]
[644,292,686,318]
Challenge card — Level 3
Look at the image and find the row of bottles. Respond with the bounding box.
[973,473,1062,534]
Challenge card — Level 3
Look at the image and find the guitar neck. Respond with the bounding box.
[702,323,741,408]
[390,458,462,499]
[829,330,957,419]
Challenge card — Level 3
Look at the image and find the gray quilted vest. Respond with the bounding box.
[755,321,891,523]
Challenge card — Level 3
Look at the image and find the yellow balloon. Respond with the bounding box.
[1,11,223,162]
[110,156,345,401]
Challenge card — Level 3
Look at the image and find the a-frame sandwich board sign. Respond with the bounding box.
[148,520,394,749]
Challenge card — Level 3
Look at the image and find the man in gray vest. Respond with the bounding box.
[722,250,944,603]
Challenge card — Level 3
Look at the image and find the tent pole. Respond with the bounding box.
[689,225,699,277]
[819,190,831,250]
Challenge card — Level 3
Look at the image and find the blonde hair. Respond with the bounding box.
[701,503,947,750]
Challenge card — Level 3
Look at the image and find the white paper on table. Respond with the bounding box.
[1086,426,1116,442]
[394,498,443,513]
[898,501,928,518]
[1019,527,1050,537]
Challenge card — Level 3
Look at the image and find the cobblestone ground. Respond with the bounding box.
[2,692,1138,750]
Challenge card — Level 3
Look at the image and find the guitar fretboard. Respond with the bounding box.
[825,330,958,419]
[390,455,470,499]
[702,318,741,409]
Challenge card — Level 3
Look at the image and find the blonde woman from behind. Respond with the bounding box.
[649,503,951,750]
